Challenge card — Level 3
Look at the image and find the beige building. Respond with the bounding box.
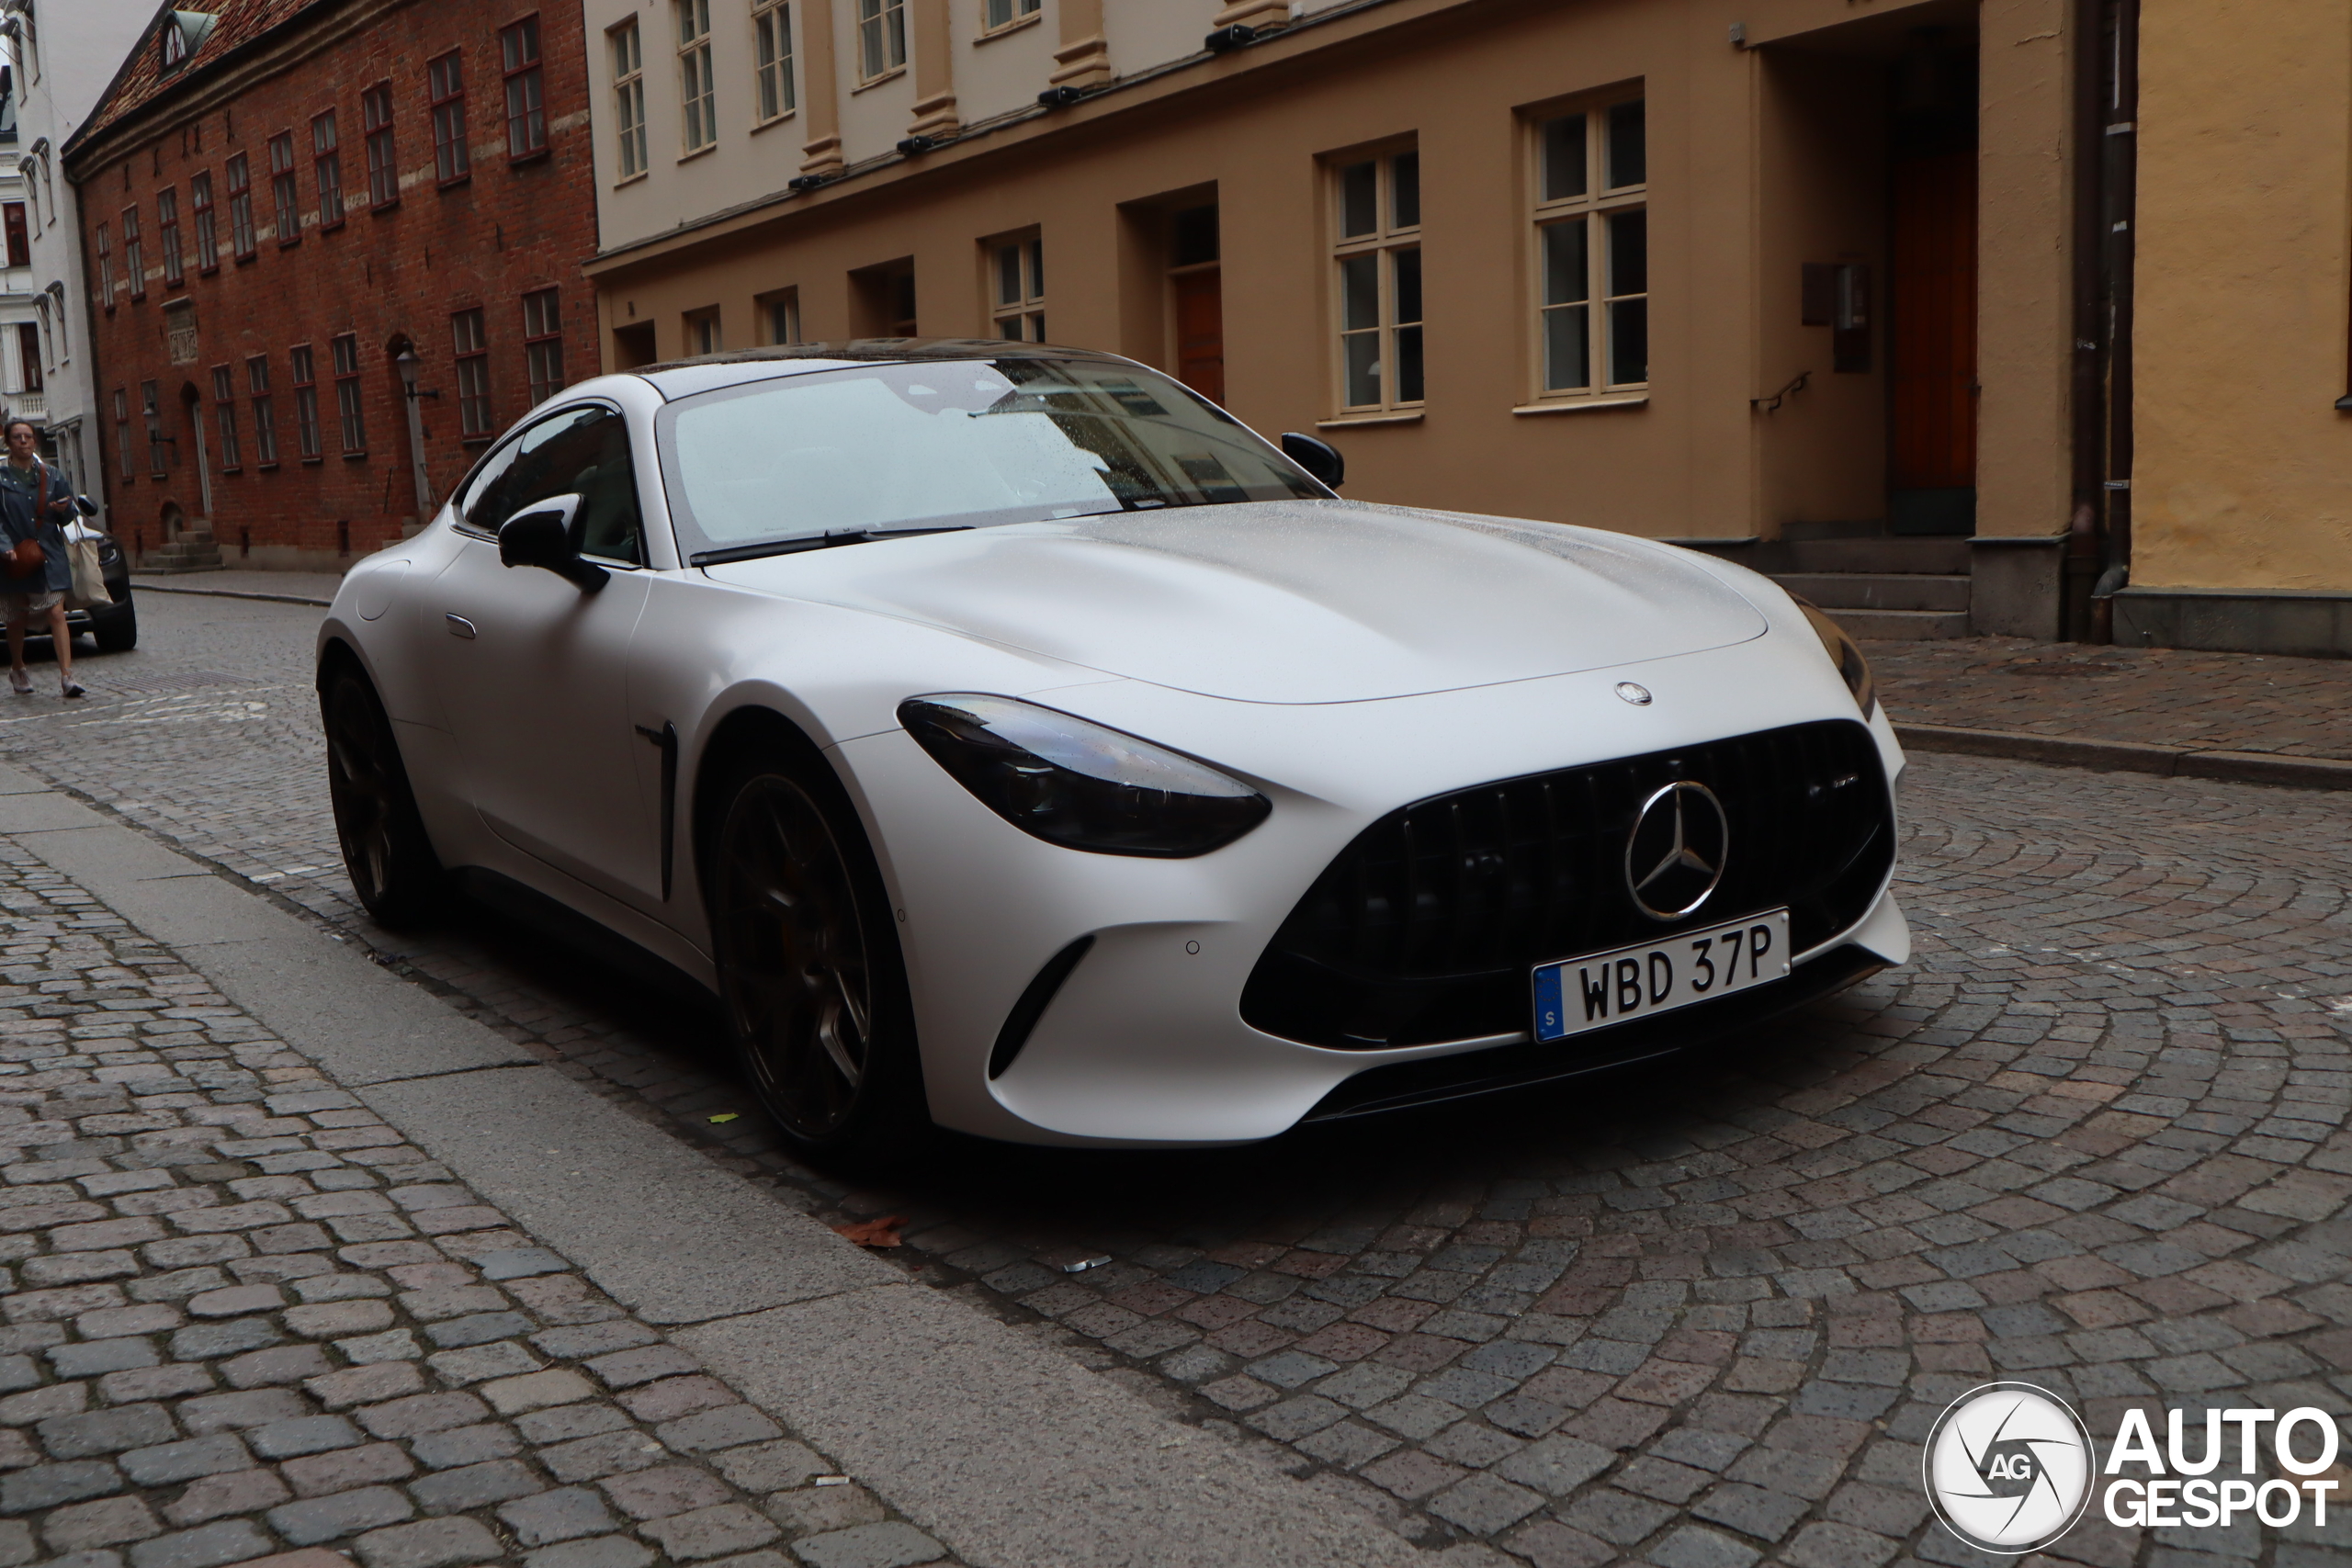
[575,0,2345,657]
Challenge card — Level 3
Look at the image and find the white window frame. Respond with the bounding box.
[857,0,906,82]
[610,20,648,180]
[981,0,1040,34]
[677,0,716,154]
[1327,144,1423,416]
[1527,93,1647,404]
[752,0,795,124]
[987,232,1045,343]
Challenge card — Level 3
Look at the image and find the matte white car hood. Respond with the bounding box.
[704,500,1770,704]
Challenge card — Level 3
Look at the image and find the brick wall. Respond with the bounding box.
[71,0,600,571]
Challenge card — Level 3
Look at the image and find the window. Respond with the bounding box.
[459,404,644,566]
[1,204,24,267]
[157,188,183,285]
[753,0,795,122]
[227,153,257,258]
[452,310,492,435]
[141,380,165,475]
[611,22,648,179]
[858,0,905,80]
[989,235,1044,342]
[1329,148,1422,412]
[677,0,715,152]
[428,52,471,184]
[760,288,801,345]
[982,0,1039,29]
[364,84,400,208]
[114,389,133,479]
[269,131,300,243]
[684,308,720,355]
[212,365,242,470]
[122,205,147,300]
[191,173,217,272]
[313,111,345,228]
[1531,96,1646,398]
[248,356,279,465]
[332,333,366,453]
[96,224,115,306]
[15,325,40,393]
[522,288,564,405]
[291,344,322,458]
[502,17,547,157]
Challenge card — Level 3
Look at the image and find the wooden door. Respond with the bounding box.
[1173,269,1225,406]
[1889,150,1977,534]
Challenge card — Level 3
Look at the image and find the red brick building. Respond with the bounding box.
[62,0,599,570]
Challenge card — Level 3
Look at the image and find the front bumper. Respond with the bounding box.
[836,637,1909,1148]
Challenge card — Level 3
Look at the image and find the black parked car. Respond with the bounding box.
[65,521,138,653]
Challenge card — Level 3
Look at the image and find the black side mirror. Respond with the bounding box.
[498,494,606,592]
[73,495,98,517]
[1280,432,1344,491]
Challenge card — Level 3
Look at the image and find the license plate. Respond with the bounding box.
[1532,908,1791,1043]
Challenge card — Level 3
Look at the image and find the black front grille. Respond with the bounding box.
[1240,719,1894,1048]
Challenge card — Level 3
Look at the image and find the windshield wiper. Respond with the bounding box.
[689,525,972,568]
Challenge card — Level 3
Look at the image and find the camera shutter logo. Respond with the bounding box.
[1923,1382,2096,1554]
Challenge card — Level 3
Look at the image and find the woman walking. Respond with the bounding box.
[0,418,83,699]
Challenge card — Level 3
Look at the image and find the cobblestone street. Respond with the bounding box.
[0,826,956,1568]
[2,592,2347,1568]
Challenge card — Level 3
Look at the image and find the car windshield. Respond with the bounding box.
[658,356,1328,561]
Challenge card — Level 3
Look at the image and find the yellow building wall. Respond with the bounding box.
[2134,0,2352,591]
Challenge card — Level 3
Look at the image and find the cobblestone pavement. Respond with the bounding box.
[5,594,2352,1567]
[0,832,956,1568]
[1862,637,2352,761]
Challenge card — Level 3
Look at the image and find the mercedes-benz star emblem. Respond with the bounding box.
[1624,780,1728,920]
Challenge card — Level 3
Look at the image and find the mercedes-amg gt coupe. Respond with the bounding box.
[318,342,1907,1161]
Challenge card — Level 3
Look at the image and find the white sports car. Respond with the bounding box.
[318,342,1908,1161]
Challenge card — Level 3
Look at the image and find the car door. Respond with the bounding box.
[425,401,659,903]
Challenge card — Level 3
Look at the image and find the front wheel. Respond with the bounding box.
[322,667,445,929]
[91,598,137,653]
[709,760,926,1167]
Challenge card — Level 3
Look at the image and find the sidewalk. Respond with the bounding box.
[1869,636,2352,788]
[129,573,345,610]
[0,765,1422,1568]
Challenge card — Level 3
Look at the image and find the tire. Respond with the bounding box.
[91,599,137,654]
[322,666,446,929]
[708,754,928,1168]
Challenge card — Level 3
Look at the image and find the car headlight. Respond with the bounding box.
[1790,596,1876,718]
[899,694,1271,857]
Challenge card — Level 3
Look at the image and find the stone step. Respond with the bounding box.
[1787,537,1971,575]
[1772,572,1973,613]
[1825,607,1973,640]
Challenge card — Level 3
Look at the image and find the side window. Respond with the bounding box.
[459,404,644,565]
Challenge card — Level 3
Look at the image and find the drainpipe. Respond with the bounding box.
[2091,0,2139,641]
[2065,0,2107,640]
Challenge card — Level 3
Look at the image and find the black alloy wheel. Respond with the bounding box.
[711,764,924,1163]
[322,667,444,929]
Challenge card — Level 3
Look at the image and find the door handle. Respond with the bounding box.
[445,614,477,639]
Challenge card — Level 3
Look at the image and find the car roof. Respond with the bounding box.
[629,340,1140,400]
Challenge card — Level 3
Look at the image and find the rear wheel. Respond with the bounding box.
[322,667,444,929]
[709,758,926,1166]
